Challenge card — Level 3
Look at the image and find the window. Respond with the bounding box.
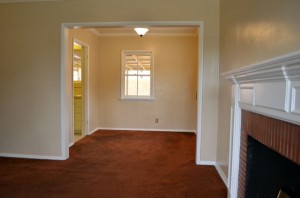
[121,50,154,100]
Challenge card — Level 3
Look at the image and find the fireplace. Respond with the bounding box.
[245,136,300,197]
[221,51,300,198]
[239,111,300,197]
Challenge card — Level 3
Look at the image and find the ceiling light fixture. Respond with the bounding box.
[134,27,149,38]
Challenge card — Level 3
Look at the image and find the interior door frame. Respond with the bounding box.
[70,38,89,146]
[61,21,204,163]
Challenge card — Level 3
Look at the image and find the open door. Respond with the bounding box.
[72,40,88,143]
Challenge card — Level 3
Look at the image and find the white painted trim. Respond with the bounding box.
[0,153,65,160]
[240,103,300,125]
[97,127,196,133]
[291,81,300,114]
[89,29,101,37]
[69,142,74,147]
[84,41,90,136]
[196,24,204,165]
[88,127,195,135]
[228,85,241,198]
[197,161,216,165]
[62,21,204,163]
[222,50,300,84]
[64,21,204,29]
[239,84,255,105]
[227,106,234,189]
[120,50,154,100]
[119,97,155,101]
[60,24,69,160]
[89,127,100,135]
[91,32,198,37]
[285,80,291,112]
[215,163,229,188]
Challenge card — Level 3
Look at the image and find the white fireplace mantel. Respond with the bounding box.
[221,51,300,198]
[222,51,300,125]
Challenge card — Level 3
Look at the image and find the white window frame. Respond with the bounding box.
[120,50,154,101]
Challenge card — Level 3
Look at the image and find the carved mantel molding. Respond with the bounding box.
[222,51,300,125]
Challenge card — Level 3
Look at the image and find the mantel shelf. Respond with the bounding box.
[221,51,300,84]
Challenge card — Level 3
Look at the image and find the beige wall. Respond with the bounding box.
[218,0,300,178]
[0,0,219,161]
[98,36,198,131]
[68,29,100,145]
[0,4,62,156]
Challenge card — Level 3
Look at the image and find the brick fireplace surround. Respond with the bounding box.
[222,50,300,198]
[238,110,300,197]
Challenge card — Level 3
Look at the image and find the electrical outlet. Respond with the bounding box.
[155,118,159,123]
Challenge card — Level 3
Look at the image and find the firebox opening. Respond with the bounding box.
[245,136,300,198]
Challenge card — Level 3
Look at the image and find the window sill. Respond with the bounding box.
[119,97,155,101]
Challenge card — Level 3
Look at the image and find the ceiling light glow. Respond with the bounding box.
[134,27,149,37]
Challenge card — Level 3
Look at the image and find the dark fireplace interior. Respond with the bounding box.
[245,136,300,198]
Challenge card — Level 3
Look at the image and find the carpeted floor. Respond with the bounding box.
[0,130,227,198]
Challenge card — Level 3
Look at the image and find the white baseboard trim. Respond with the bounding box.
[97,127,196,133]
[196,160,216,165]
[89,127,101,135]
[0,153,66,160]
[227,190,231,198]
[215,163,229,188]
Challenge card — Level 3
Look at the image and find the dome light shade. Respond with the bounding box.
[134,27,149,37]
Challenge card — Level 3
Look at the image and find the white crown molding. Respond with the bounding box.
[89,29,102,37]
[221,51,300,84]
[0,0,63,3]
[100,33,198,37]
[89,30,198,37]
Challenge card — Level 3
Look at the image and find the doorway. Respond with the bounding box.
[61,22,204,162]
[72,40,88,143]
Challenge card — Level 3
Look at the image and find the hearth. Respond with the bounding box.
[245,136,300,198]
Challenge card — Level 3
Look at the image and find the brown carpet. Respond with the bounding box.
[0,130,227,198]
